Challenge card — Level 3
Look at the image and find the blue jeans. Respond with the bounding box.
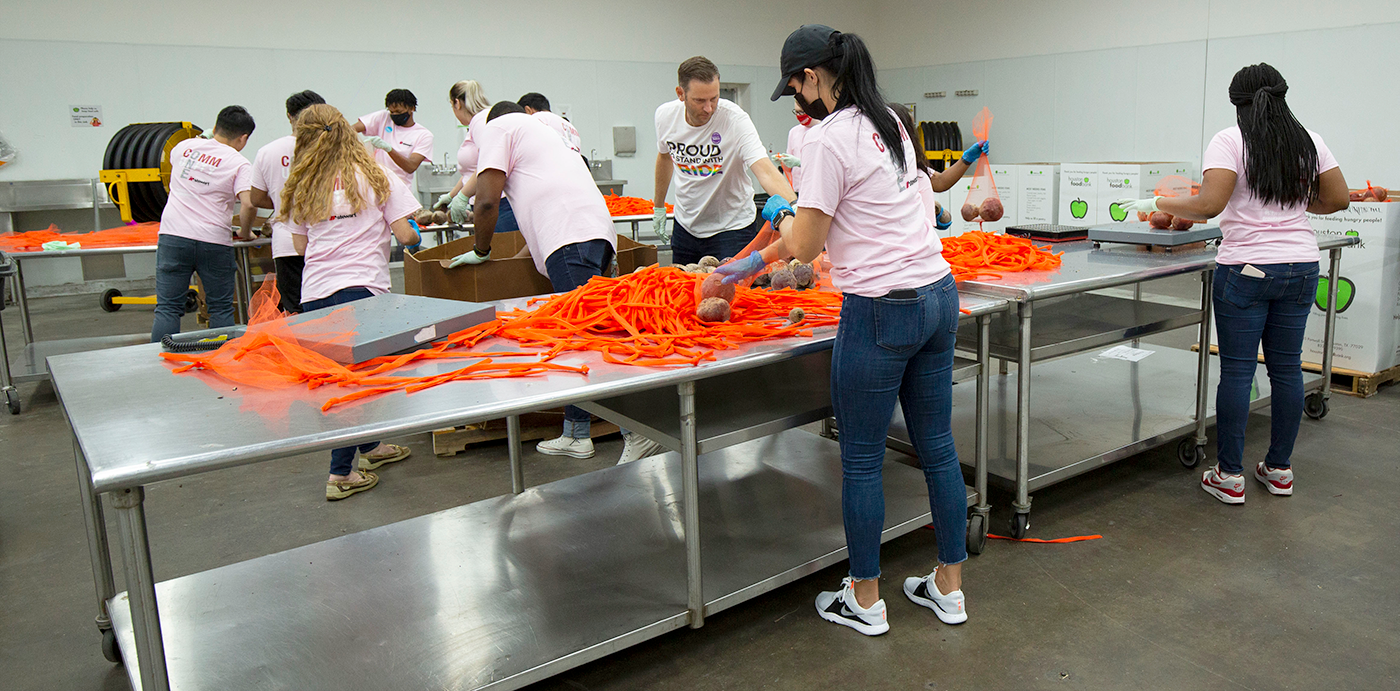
[544,240,616,437]
[304,287,380,475]
[669,214,761,266]
[1213,263,1319,475]
[151,234,236,342]
[496,197,520,234]
[832,274,965,578]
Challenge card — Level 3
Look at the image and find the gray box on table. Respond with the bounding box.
[286,293,496,364]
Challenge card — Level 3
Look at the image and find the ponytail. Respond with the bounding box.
[890,102,930,176]
[817,33,905,174]
[1228,63,1319,206]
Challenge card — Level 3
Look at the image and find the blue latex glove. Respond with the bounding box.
[403,219,423,255]
[652,206,670,243]
[961,140,989,165]
[448,192,473,225]
[448,248,490,268]
[761,195,794,223]
[1115,197,1161,215]
[714,253,766,286]
[934,202,952,231]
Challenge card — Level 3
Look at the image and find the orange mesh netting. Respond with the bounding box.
[162,266,841,413]
[962,107,998,213]
[723,221,835,290]
[941,230,1063,282]
[0,223,161,252]
[603,194,673,217]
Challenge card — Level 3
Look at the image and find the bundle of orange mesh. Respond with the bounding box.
[940,230,1062,281]
[603,194,673,217]
[0,223,161,252]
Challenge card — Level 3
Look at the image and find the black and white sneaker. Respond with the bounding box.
[814,577,889,636]
[903,567,967,624]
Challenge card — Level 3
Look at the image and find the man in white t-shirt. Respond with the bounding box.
[152,105,256,342]
[247,90,324,313]
[654,56,796,265]
[518,92,584,158]
[353,88,434,189]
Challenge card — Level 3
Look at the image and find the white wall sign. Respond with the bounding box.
[69,105,103,128]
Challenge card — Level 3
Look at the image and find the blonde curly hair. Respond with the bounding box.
[278,103,390,226]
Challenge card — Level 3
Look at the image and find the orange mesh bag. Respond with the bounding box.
[960,108,1002,226]
[0,222,161,252]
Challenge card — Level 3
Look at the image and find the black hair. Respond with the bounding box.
[214,105,255,138]
[487,101,527,122]
[1228,63,1319,206]
[518,92,550,112]
[813,33,904,174]
[285,90,325,119]
[889,103,930,177]
[384,88,417,109]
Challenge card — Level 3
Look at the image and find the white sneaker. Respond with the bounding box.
[1254,461,1294,496]
[903,567,967,624]
[814,577,889,636]
[1201,464,1245,504]
[617,432,663,465]
[535,435,595,459]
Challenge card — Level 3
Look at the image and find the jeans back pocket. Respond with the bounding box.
[874,295,927,353]
[1220,267,1273,310]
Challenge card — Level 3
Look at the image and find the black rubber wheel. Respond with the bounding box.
[1177,438,1205,468]
[184,289,200,313]
[1009,512,1029,540]
[100,288,122,312]
[966,513,988,555]
[101,627,121,663]
[1304,392,1329,420]
[5,389,19,415]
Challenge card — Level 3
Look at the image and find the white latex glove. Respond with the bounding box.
[770,153,802,169]
[1115,197,1161,215]
[448,248,490,268]
[448,192,473,225]
[362,135,394,152]
[434,192,454,210]
[652,206,670,243]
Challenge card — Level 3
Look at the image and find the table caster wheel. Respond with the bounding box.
[1177,438,1204,468]
[5,388,18,415]
[1009,512,1029,540]
[966,513,988,555]
[101,628,122,663]
[100,288,122,313]
[1304,392,1329,420]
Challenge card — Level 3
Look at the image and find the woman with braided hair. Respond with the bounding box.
[1117,63,1351,504]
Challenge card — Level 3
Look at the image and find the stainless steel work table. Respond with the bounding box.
[912,237,1356,537]
[55,291,1010,691]
[0,238,271,413]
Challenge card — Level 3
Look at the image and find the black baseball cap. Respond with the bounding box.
[771,24,842,101]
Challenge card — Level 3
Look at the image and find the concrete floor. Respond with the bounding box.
[2,276,1399,691]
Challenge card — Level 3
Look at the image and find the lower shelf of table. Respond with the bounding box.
[8,334,149,383]
[890,346,1322,493]
[956,292,1203,363]
[108,429,972,691]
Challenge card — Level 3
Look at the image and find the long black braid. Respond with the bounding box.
[1228,63,1320,206]
[815,32,906,174]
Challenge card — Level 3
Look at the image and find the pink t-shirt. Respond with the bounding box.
[1203,125,1338,266]
[914,169,942,233]
[160,138,252,247]
[456,110,490,181]
[786,123,810,192]
[532,110,583,154]
[476,112,615,276]
[358,110,435,189]
[796,107,950,298]
[288,167,421,303]
[250,135,297,258]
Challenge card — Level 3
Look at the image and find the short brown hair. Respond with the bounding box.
[678,56,720,90]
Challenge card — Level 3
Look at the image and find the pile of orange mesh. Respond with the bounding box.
[0,223,161,252]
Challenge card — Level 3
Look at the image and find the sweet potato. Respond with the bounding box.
[698,255,721,270]
[699,272,735,303]
[979,197,1004,222]
[434,210,449,226]
[1149,211,1173,229]
[752,272,772,288]
[1169,215,1194,231]
[961,203,979,222]
[792,263,815,288]
[769,268,797,290]
[788,307,805,324]
[696,297,731,323]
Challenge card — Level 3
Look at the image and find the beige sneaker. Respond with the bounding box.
[536,435,595,459]
[618,432,663,465]
[326,470,378,501]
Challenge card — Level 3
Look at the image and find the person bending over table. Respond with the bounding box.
[653,56,796,265]
[431,81,520,233]
[1116,63,1350,505]
[453,101,663,466]
[717,25,969,637]
[282,104,423,501]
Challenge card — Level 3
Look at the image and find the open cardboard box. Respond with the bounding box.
[404,233,658,303]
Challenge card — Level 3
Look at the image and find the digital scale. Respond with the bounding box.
[1005,224,1091,242]
[1086,221,1222,249]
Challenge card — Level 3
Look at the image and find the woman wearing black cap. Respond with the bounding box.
[717,24,968,636]
[1117,63,1350,505]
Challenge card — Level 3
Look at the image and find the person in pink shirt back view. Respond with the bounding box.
[248,89,326,313]
[279,104,424,501]
[153,106,257,343]
[1115,63,1351,504]
[517,92,586,163]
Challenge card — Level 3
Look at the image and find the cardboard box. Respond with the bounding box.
[1303,203,1400,373]
[1059,162,1195,227]
[1014,163,1060,225]
[1059,163,1100,226]
[404,233,658,303]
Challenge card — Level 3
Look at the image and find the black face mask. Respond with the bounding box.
[390,111,412,127]
[794,81,830,121]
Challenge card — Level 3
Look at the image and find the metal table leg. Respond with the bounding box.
[75,440,117,641]
[1012,301,1032,537]
[14,258,34,345]
[1321,248,1342,401]
[112,487,171,691]
[234,247,253,324]
[974,314,991,518]
[508,415,525,494]
[678,380,703,628]
[1193,269,1214,449]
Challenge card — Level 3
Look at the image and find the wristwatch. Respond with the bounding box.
[772,208,796,227]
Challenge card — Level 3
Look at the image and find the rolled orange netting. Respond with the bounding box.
[604,194,673,217]
[0,223,161,252]
[940,230,1062,282]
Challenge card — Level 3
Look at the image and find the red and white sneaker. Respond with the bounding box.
[1254,462,1294,496]
[1201,465,1245,504]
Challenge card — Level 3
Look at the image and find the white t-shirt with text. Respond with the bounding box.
[655,99,766,237]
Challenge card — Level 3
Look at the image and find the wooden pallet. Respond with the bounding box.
[433,411,620,457]
[1192,343,1400,398]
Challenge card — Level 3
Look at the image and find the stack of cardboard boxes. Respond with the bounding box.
[1057,162,1196,227]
